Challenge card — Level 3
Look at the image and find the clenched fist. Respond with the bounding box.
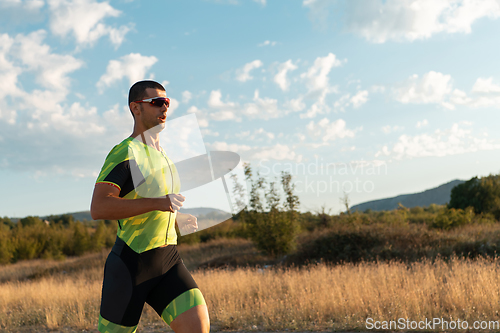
[159,194,185,212]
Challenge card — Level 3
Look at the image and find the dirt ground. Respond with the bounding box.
[1,324,308,333]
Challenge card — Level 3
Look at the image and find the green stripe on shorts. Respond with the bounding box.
[98,314,138,333]
[161,288,206,325]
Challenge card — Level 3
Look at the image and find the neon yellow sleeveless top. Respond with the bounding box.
[95,137,181,253]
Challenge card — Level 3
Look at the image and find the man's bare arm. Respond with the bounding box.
[90,183,185,220]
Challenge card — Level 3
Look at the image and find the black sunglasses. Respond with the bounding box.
[134,97,170,107]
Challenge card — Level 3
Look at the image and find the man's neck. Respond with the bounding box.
[130,129,161,151]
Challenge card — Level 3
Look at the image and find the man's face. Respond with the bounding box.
[135,88,168,131]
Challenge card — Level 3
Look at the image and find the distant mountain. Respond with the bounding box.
[10,207,231,222]
[179,207,231,218]
[350,179,466,212]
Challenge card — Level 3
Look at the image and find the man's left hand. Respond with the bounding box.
[176,212,198,234]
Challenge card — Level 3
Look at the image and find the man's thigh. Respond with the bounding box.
[146,262,207,326]
[99,251,160,332]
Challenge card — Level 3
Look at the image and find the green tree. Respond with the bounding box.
[449,174,500,219]
[244,165,300,256]
[69,222,90,256]
[90,220,107,252]
[19,216,42,227]
[1,217,14,229]
[230,172,247,213]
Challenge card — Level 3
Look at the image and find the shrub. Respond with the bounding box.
[0,228,14,264]
[431,207,480,230]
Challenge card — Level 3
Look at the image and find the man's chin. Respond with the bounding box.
[148,123,165,133]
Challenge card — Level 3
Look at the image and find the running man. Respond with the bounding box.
[90,80,210,333]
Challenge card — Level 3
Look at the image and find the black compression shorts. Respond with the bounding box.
[98,237,206,333]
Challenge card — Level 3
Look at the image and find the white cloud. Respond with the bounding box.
[102,104,134,140]
[48,0,132,47]
[96,53,158,91]
[242,90,283,120]
[0,32,151,177]
[333,90,369,112]
[370,85,386,93]
[258,40,276,47]
[235,127,275,142]
[210,141,252,153]
[182,90,193,103]
[208,89,237,108]
[382,125,405,134]
[472,77,500,93]
[300,86,338,119]
[376,123,500,159]
[46,102,105,136]
[449,88,473,106]
[458,77,500,107]
[207,90,240,121]
[469,95,500,108]
[295,53,344,119]
[210,141,300,162]
[343,0,500,43]
[0,34,23,100]
[186,106,209,128]
[251,144,299,161]
[302,0,333,30]
[274,59,298,91]
[301,53,342,93]
[13,30,84,92]
[168,98,180,116]
[341,146,356,152]
[236,59,263,82]
[253,0,266,5]
[394,73,500,109]
[395,71,454,109]
[416,119,429,128]
[207,89,285,121]
[333,94,351,112]
[306,118,360,142]
[208,90,234,109]
[350,90,369,108]
[108,24,133,47]
[201,129,219,137]
[0,103,17,125]
[0,30,83,126]
[285,96,306,112]
[235,131,250,138]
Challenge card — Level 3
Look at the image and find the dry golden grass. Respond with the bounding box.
[178,238,256,270]
[199,257,500,331]
[2,240,500,331]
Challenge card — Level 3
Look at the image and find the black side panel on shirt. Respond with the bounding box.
[103,160,145,198]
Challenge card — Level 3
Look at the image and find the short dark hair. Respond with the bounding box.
[128,80,166,109]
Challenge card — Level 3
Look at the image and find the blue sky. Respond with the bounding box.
[1,0,500,217]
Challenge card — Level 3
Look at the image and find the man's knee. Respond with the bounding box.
[170,305,210,333]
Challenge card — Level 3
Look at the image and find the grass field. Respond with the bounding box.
[1,238,500,332]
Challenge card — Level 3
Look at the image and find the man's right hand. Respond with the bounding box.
[161,194,185,212]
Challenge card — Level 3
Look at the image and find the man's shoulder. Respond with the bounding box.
[105,137,135,162]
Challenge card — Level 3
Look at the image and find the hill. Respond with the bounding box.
[10,207,230,223]
[350,179,465,212]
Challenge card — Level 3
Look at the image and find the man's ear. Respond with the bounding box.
[130,102,141,117]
